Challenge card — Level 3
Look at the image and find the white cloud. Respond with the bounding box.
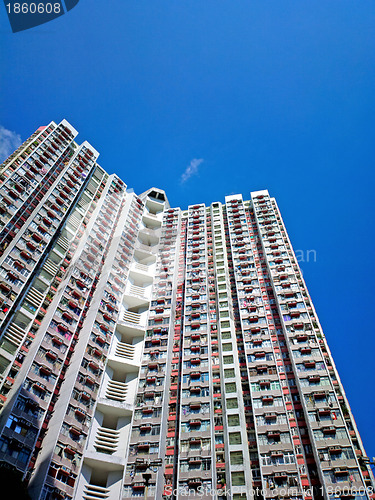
[180,158,204,184]
[0,126,22,163]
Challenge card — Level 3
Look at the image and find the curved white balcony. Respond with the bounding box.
[94,426,120,454]
[145,197,164,215]
[124,283,152,305]
[105,380,129,402]
[142,211,162,228]
[121,309,148,329]
[82,484,110,500]
[129,260,156,281]
[114,341,135,360]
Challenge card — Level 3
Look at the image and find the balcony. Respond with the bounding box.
[322,427,336,436]
[143,211,162,229]
[82,484,111,500]
[129,261,155,281]
[125,283,150,304]
[105,380,129,402]
[134,262,151,273]
[304,360,316,369]
[113,341,136,362]
[146,196,164,215]
[94,426,120,455]
[134,241,159,255]
[120,309,147,329]
[1,322,27,350]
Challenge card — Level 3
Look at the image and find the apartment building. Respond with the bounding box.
[0,120,373,500]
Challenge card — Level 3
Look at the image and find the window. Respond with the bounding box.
[225,383,236,393]
[180,460,189,472]
[202,458,211,470]
[226,398,238,409]
[230,451,243,465]
[250,381,280,392]
[228,415,240,426]
[229,432,242,445]
[202,439,211,451]
[313,427,348,441]
[215,434,224,444]
[323,468,360,484]
[231,472,245,486]
[258,432,291,446]
[151,425,161,435]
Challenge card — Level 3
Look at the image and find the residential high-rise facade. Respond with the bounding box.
[0,120,373,500]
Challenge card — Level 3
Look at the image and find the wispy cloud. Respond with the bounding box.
[0,126,22,163]
[180,158,204,184]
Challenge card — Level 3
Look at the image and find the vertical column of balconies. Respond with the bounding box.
[224,195,270,498]
[243,195,312,500]
[0,120,77,254]
[0,122,57,185]
[247,195,317,496]
[26,176,127,500]
[0,121,78,331]
[0,140,99,399]
[119,192,170,499]
[0,155,100,416]
[161,209,187,498]
[70,192,143,499]
[251,190,370,500]
[206,206,226,495]
[0,154,99,405]
[124,201,182,500]
[208,201,252,499]
[225,195,266,496]
[155,208,180,498]
[173,203,213,498]
[224,195,305,500]
[48,181,133,500]
[0,170,109,491]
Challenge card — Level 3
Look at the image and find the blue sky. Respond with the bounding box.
[1,0,375,460]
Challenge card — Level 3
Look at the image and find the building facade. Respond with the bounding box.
[0,120,373,500]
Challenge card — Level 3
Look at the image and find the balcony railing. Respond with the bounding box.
[105,380,129,402]
[115,342,135,361]
[82,484,111,500]
[128,284,148,299]
[122,310,142,325]
[133,262,151,273]
[135,241,158,254]
[94,426,120,455]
